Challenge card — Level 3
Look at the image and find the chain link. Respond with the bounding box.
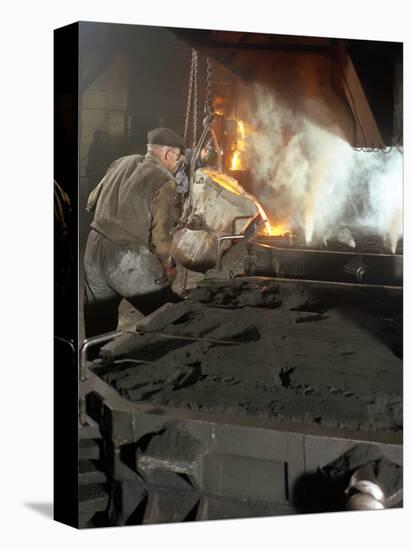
[180,53,213,293]
[206,56,212,109]
[184,49,195,144]
[192,50,198,148]
[183,49,200,148]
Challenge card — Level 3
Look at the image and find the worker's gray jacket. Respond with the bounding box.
[90,152,177,266]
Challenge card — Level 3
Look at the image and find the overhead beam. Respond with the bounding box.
[335,40,384,148]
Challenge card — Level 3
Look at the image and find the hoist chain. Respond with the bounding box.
[184,52,214,147]
[180,55,213,294]
[206,56,212,111]
[184,49,195,145]
[192,50,198,148]
[183,49,199,148]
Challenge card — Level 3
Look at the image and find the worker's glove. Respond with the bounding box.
[164,265,177,282]
[155,265,177,286]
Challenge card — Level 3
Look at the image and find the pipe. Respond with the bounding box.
[345,464,386,511]
[79,331,124,382]
[79,331,124,426]
[344,256,368,283]
[216,234,245,270]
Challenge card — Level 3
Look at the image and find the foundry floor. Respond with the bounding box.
[94,278,403,434]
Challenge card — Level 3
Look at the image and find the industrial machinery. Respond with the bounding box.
[78,136,403,525]
[77,39,403,527]
[79,274,402,526]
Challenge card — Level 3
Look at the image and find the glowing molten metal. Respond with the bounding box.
[261,222,292,237]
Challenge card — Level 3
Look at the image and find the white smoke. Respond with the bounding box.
[353,148,403,253]
[246,86,403,253]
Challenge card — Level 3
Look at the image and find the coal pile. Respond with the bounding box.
[95,278,402,433]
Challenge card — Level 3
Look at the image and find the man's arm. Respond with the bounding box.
[151,180,177,268]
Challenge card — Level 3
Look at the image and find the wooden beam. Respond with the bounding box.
[336,40,384,148]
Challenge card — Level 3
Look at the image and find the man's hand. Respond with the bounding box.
[155,265,176,286]
[164,265,177,282]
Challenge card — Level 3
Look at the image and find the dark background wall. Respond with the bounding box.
[75,22,402,248]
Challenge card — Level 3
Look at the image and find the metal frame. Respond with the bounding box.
[79,343,402,524]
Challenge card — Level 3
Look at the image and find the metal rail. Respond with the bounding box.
[79,331,124,426]
[216,234,245,270]
[256,240,403,258]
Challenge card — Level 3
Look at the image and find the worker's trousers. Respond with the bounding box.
[83,229,174,338]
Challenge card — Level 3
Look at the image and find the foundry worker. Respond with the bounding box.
[83,127,186,337]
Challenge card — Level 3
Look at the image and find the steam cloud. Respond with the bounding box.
[246,86,403,253]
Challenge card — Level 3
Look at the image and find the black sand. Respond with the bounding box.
[96,279,402,433]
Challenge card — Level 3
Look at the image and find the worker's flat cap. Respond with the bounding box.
[147,127,186,153]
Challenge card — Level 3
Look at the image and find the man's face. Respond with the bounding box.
[164,147,183,174]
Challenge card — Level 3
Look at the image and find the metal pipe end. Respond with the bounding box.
[346,493,385,511]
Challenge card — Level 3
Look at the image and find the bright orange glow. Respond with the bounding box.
[254,204,272,235]
[261,222,292,237]
[237,120,246,139]
[229,119,252,171]
[230,149,241,170]
[204,169,244,196]
[213,96,224,115]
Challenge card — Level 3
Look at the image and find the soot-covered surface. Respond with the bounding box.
[95,279,402,433]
